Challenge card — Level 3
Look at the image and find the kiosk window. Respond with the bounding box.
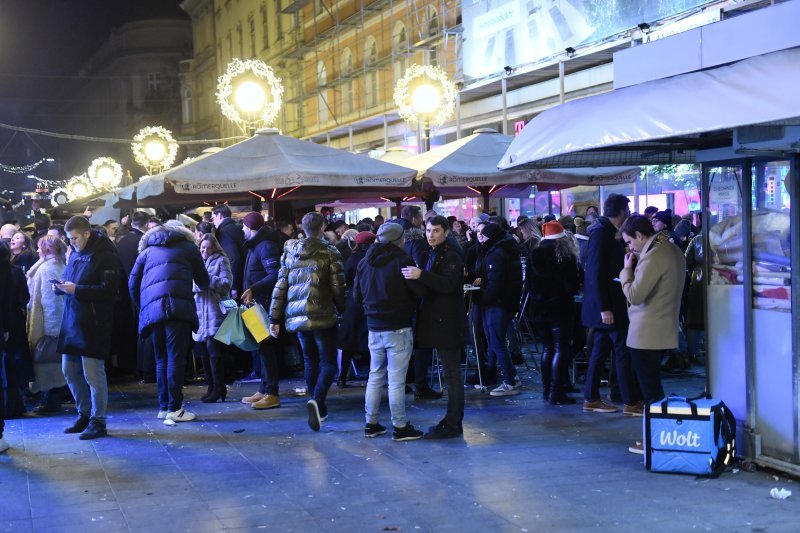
[708,167,744,286]
[750,161,791,312]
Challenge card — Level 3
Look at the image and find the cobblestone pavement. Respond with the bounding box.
[1,366,797,532]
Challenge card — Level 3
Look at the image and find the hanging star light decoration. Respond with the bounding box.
[216,58,284,132]
[132,126,179,173]
[65,174,95,199]
[393,64,458,127]
[50,187,72,206]
[87,157,123,190]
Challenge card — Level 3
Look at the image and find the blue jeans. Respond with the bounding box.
[482,306,516,385]
[297,326,338,415]
[365,328,414,428]
[62,355,108,423]
[150,321,192,412]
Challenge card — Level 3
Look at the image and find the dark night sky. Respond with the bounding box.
[0,0,187,194]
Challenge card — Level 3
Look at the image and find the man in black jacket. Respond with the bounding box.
[238,212,284,410]
[129,222,209,424]
[581,194,641,415]
[116,211,153,382]
[55,216,120,440]
[402,216,468,439]
[212,204,244,298]
[355,222,426,441]
[475,223,523,397]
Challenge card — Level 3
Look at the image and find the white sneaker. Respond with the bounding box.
[490,382,519,397]
[166,408,196,422]
[0,437,9,453]
[157,410,168,419]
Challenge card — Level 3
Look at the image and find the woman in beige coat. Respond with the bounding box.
[619,214,686,406]
[26,235,68,413]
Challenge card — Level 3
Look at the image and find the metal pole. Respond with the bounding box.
[424,120,430,153]
[348,125,353,152]
[455,92,462,140]
[501,76,508,135]
[558,60,565,104]
[383,114,389,149]
[741,160,757,435]
[789,154,800,462]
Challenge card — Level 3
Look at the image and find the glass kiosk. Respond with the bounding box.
[700,153,800,474]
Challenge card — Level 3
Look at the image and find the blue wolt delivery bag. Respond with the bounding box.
[644,394,736,477]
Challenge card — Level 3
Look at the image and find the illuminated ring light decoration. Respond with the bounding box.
[216,58,284,130]
[65,174,95,199]
[87,157,123,189]
[51,187,72,206]
[393,64,458,127]
[132,126,179,173]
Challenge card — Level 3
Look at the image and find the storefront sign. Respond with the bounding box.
[710,181,738,204]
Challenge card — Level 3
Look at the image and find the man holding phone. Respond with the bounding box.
[56,216,120,440]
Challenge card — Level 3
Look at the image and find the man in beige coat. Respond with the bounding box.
[619,215,686,454]
[620,215,686,402]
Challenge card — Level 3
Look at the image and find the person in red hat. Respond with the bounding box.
[528,221,581,405]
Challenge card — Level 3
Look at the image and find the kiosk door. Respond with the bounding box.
[749,161,794,461]
[706,165,748,424]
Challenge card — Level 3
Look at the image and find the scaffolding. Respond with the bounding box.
[279,0,462,143]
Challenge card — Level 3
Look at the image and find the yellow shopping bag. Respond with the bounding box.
[241,302,271,343]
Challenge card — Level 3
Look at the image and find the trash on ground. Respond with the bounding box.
[770,488,791,500]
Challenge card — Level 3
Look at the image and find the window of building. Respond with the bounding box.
[427,6,440,37]
[392,22,408,83]
[226,32,233,61]
[317,61,328,125]
[261,4,269,49]
[341,48,354,116]
[249,15,256,57]
[147,72,161,94]
[276,1,283,43]
[425,47,440,67]
[365,36,379,108]
[182,87,193,124]
[236,23,243,57]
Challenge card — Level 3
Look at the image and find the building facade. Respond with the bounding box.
[178,0,773,156]
[51,19,192,178]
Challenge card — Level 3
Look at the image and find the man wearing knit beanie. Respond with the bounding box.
[239,212,285,411]
[356,221,426,440]
[376,222,405,249]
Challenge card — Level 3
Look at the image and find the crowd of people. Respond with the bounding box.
[0,197,702,455]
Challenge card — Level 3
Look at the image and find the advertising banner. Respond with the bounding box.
[463,0,714,79]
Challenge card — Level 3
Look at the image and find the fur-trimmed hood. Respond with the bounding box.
[138,224,195,253]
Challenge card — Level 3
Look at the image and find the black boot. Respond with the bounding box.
[64,415,90,434]
[202,355,227,403]
[541,349,554,401]
[337,351,353,388]
[549,324,576,405]
[201,352,213,401]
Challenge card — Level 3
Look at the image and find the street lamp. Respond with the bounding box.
[217,59,284,135]
[132,126,179,175]
[394,64,457,153]
[87,157,123,190]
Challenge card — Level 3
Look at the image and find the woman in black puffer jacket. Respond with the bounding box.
[529,221,580,405]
